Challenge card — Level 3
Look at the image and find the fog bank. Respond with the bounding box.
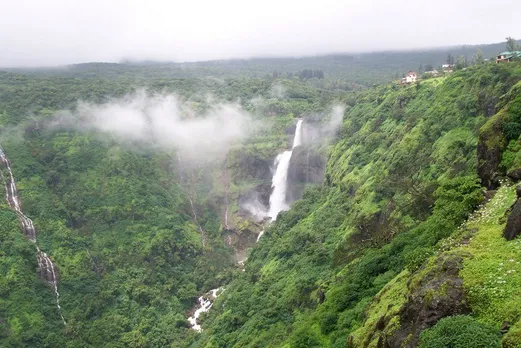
[57,90,253,160]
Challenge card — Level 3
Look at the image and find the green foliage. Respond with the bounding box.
[405,247,433,272]
[459,185,521,324]
[503,319,521,348]
[195,63,520,348]
[2,56,521,347]
[419,315,501,348]
[0,208,66,347]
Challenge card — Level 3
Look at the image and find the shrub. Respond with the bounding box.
[419,315,501,348]
[404,247,433,272]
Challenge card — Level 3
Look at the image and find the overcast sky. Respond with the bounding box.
[0,0,519,67]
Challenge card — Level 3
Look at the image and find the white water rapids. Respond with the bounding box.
[267,119,303,221]
[188,288,223,331]
[0,147,66,325]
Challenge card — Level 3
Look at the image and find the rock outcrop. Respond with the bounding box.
[386,253,470,347]
[286,146,325,203]
[349,253,470,348]
[477,116,506,190]
[503,185,521,240]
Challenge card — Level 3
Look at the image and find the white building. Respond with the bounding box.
[405,71,418,83]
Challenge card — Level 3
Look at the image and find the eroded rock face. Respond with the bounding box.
[351,253,470,348]
[224,221,264,264]
[503,186,521,241]
[477,139,502,190]
[229,153,273,183]
[477,114,507,190]
[238,184,271,221]
[286,146,325,203]
[507,168,521,182]
[387,254,470,347]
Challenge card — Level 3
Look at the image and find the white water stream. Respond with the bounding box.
[0,147,66,325]
[188,288,223,331]
[267,119,303,221]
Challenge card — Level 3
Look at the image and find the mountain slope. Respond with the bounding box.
[195,62,521,348]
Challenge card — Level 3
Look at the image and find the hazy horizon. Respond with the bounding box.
[1,0,520,67]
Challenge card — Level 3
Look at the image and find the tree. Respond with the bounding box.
[425,64,434,72]
[455,56,467,70]
[506,36,519,52]
[473,49,484,64]
[446,54,455,65]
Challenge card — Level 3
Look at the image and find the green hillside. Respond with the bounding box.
[2,55,521,348]
[5,40,517,88]
[194,62,521,347]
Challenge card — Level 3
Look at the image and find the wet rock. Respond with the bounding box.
[501,321,511,334]
[224,225,261,264]
[508,168,521,182]
[375,315,386,330]
[503,198,521,240]
[485,190,497,201]
[286,146,325,202]
[346,335,354,348]
[229,152,272,183]
[238,184,271,220]
[477,114,507,190]
[385,253,470,347]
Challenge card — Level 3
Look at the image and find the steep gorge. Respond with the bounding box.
[193,62,521,348]
[2,62,521,347]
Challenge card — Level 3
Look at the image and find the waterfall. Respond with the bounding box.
[188,288,223,332]
[0,147,66,325]
[267,119,303,221]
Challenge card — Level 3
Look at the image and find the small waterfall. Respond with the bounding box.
[0,147,66,325]
[177,153,207,247]
[267,120,303,221]
[188,288,223,332]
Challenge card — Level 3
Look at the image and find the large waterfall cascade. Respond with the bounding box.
[0,147,66,325]
[188,120,303,330]
[267,119,303,221]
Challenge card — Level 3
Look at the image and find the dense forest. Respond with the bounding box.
[2,46,521,348]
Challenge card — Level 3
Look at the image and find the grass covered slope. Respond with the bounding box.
[196,62,521,347]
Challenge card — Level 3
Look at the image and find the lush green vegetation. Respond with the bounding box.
[0,62,342,347]
[419,315,501,348]
[194,62,521,347]
[2,53,521,348]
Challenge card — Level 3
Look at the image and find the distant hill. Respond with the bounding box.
[2,40,518,86]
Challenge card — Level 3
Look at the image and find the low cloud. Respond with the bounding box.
[327,105,345,133]
[56,90,254,161]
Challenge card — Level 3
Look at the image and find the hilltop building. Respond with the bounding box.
[401,71,418,84]
[496,51,521,63]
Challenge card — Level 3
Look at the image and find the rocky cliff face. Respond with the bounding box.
[349,252,471,348]
[503,185,521,240]
[286,145,325,203]
[477,111,507,190]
